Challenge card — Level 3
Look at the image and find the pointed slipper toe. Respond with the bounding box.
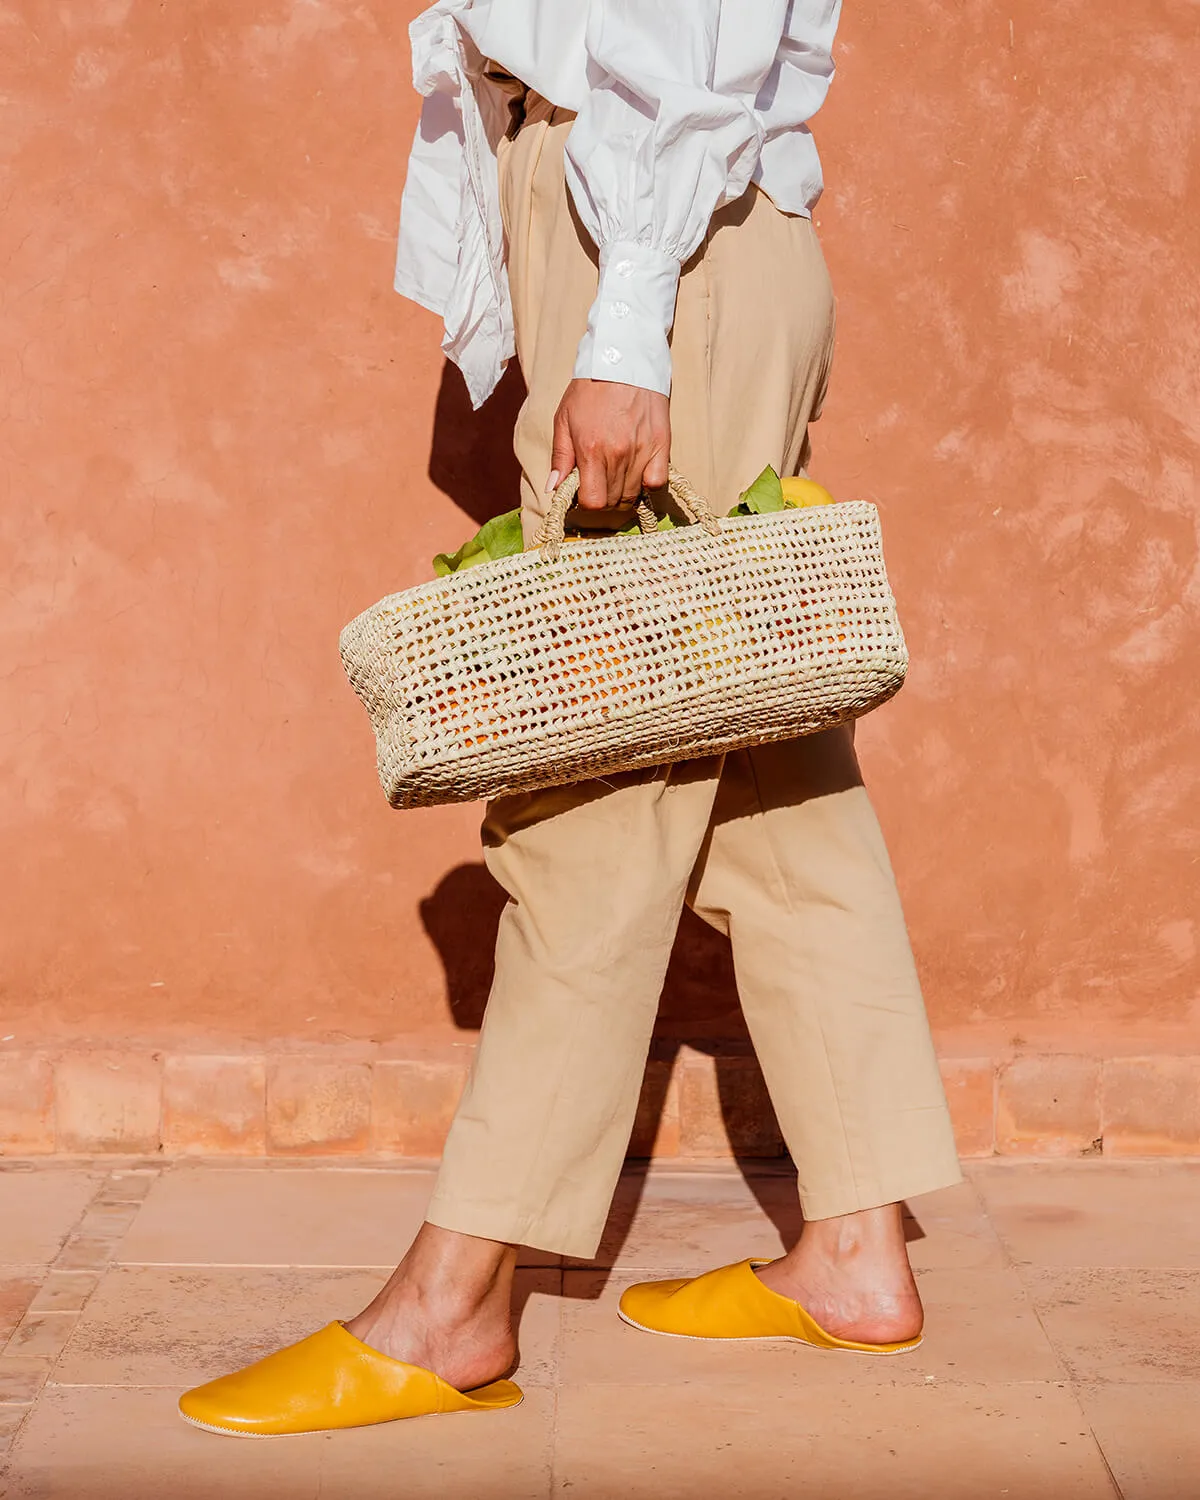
[178,1321,523,1437]
[618,1259,922,1355]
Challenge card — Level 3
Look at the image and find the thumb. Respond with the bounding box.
[547,407,575,495]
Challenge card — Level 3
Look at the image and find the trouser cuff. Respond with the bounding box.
[799,1155,965,1223]
[425,1192,605,1262]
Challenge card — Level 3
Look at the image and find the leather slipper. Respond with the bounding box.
[178,1321,523,1437]
[618,1258,923,1354]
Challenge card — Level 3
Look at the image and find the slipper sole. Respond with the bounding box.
[178,1391,524,1438]
[616,1304,922,1355]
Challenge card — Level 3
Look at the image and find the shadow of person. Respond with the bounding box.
[427,358,527,526]
[418,863,508,1031]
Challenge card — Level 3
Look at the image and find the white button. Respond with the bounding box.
[613,259,634,278]
[602,346,622,365]
[610,300,630,318]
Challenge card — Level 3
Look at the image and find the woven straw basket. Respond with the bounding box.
[339,467,907,809]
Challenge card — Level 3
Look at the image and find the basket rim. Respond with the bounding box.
[339,500,888,646]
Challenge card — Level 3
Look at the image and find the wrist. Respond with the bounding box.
[573,242,680,398]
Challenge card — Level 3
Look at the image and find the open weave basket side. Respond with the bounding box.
[339,500,907,809]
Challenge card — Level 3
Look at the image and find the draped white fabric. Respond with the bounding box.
[395,0,841,408]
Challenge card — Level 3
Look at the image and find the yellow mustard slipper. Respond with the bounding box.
[178,1321,523,1437]
[618,1259,922,1355]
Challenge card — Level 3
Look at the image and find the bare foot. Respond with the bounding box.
[345,1224,518,1391]
[755,1203,923,1344]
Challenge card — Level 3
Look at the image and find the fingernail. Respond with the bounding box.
[545,469,561,494]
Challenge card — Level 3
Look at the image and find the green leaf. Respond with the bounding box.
[432,508,526,575]
[731,465,785,516]
[615,512,679,535]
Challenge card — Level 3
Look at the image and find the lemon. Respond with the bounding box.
[780,476,835,508]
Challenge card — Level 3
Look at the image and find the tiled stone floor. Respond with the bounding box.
[1,1157,1198,1498]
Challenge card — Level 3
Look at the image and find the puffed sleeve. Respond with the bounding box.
[564,0,790,396]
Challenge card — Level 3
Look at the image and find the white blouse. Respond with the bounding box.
[395,0,842,408]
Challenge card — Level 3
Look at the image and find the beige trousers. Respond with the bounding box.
[425,102,962,1260]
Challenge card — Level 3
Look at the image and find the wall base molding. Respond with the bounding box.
[2,1043,1198,1159]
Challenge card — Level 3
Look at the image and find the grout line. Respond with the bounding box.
[1070,1385,1126,1500]
[113,1261,415,1270]
[958,1170,1018,1272]
[542,1267,562,1499]
[33,1376,1180,1393]
[46,1382,189,1391]
[0,1165,161,1471]
[111,1260,558,1271]
[965,1170,1084,1395]
[1010,1261,1200,1272]
[545,1375,560,1500]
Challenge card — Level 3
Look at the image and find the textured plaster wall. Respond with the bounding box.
[2,0,1197,1057]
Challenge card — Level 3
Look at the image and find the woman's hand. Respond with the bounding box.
[548,379,671,510]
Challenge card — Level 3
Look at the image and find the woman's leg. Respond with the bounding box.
[348,763,723,1381]
[688,731,962,1340]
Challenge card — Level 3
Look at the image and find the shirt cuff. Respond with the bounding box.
[573,242,681,397]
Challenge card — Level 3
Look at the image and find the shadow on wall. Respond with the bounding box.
[418,860,788,1157]
[428,359,527,524]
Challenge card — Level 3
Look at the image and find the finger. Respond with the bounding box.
[607,451,632,508]
[619,450,645,504]
[642,440,669,493]
[576,446,610,510]
[548,407,575,495]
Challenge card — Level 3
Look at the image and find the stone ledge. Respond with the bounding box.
[1,1046,1198,1160]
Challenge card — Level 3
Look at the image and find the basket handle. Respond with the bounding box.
[533,465,722,563]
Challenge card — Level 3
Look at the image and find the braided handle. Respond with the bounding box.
[533,465,722,563]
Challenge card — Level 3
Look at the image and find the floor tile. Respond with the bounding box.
[0,1275,41,1349]
[570,1168,800,1272]
[902,1178,1008,1270]
[552,1380,1115,1499]
[0,1174,97,1266]
[510,1269,562,1388]
[74,1202,144,1244]
[559,1264,1063,1387]
[4,1314,75,1363]
[1,1384,554,1500]
[1077,1381,1200,1500]
[28,1272,99,1315]
[1023,1268,1200,1383]
[0,1360,49,1404]
[117,1166,554,1268]
[914,1266,1067,1384]
[52,1237,115,1273]
[967,1161,1200,1267]
[0,1404,29,1452]
[91,1170,159,1206]
[53,1265,560,1390]
[55,1266,384,1387]
[116,1166,438,1267]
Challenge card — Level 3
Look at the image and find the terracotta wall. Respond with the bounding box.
[2,1,1198,1156]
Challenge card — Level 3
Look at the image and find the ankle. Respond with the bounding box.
[395,1274,508,1329]
[801,1205,908,1267]
[352,1225,516,1336]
